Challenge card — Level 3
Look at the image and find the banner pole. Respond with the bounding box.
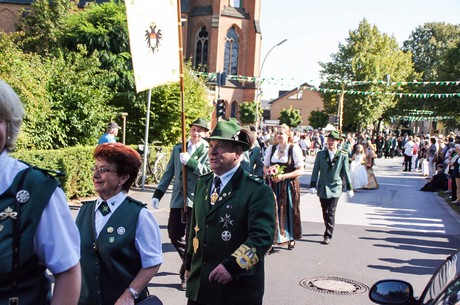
[141,88,152,190]
[176,0,188,221]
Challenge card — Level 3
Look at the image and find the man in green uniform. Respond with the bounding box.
[152,118,211,290]
[310,130,354,245]
[185,120,275,305]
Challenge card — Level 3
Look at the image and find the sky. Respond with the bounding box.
[259,0,460,99]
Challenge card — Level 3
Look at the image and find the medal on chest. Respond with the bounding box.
[193,224,200,254]
[210,191,219,205]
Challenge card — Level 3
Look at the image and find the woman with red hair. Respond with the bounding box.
[76,143,163,305]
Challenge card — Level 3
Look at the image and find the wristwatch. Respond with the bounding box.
[128,287,139,300]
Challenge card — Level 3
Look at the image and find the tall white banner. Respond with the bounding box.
[126,0,179,93]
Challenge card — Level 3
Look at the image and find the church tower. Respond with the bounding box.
[181,0,261,124]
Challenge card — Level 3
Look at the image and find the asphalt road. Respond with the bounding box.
[71,156,460,305]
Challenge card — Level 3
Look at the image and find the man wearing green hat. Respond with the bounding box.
[151,118,211,290]
[185,120,275,305]
[309,130,354,245]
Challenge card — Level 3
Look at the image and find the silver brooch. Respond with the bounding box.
[16,190,30,203]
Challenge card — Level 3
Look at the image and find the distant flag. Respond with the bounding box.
[125,0,179,93]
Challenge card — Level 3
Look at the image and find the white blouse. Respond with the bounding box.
[263,144,305,168]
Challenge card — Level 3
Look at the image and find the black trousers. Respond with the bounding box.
[452,174,458,201]
[187,299,263,305]
[404,154,412,171]
[168,208,192,280]
[319,197,339,239]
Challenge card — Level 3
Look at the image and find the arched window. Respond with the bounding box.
[231,101,238,118]
[223,27,239,75]
[194,26,209,70]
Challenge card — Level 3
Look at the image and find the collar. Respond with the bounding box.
[213,164,239,190]
[94,191,127,214]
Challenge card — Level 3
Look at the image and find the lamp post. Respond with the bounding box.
[256,38,287,130]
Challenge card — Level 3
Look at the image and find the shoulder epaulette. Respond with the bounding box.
[247,174,265,185]
[340,149,348,156]
[81,200,96,205]
[126,196,147,207]
[19,160,65,177]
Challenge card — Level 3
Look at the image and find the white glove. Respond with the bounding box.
[347,190,354,198]
[309,188,317,194]
[151,198,160,209]
[180,152,191,165]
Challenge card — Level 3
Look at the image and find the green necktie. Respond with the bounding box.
[98,201,110,216]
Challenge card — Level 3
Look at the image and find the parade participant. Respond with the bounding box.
[151,118,211,290]
[98,121,121,144]
[76,143,162,305]
[309,130,354,245]
[362,140,379,189]
[185,120,275,305]
[0,79,81,305]
[350,144,368,190]
[263,124,304,250]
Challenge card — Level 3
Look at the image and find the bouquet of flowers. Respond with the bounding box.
[265,164,286,179]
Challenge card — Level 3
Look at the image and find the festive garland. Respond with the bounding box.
[194,71,460,98]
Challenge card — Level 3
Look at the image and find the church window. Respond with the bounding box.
[223,27,239,75]
[195,26,209,70]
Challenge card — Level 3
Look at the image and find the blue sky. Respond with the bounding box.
[259,0,460,99]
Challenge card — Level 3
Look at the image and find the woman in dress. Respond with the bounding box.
[363,140,379,189]
[350,144,368,191]
[263,124,305,250]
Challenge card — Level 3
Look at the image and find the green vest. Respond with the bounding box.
[76,197,147,305]
[0,167,59,305]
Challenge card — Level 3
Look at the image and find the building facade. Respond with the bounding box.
[269,84,324,127]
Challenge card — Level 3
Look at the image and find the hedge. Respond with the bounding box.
[11,145,171,199]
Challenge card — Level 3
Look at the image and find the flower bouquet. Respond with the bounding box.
[265,164,286,180]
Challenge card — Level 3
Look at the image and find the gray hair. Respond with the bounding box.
[0,80,24,151]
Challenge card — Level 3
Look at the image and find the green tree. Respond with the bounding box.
[16,0,76,56]
[403,22,460,128]
[319,19,419,131]
[308,110,329,129]
[149,66,213,145]
[278,106,302,128]
[239,101,262,124]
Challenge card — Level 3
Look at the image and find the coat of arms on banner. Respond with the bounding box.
[145,22,162,53]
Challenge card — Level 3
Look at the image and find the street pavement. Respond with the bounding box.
[71,156,460,305]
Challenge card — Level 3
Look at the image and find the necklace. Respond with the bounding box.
[277,145,287,157]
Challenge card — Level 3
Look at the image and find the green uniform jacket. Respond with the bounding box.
[185,166,275,305]
[154,141,210,208]
[310,149,352,199]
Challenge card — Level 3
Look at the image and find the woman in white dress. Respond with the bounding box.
[350,144,368,191]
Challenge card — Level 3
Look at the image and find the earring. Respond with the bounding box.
[7,136,10,140]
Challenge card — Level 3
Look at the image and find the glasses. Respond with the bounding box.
[91,166,117,174]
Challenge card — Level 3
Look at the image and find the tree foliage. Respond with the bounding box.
[238,101,262,124]
[403,22,460,128]
[319,19,419,131]
[278,106,302,128]
[308,110,329,129]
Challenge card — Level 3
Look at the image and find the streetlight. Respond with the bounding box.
[256,38,287,130]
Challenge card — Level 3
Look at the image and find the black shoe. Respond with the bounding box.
[288,240,295,250]
[180,279,187,291]
[321,238,331,245]
[403,169,408,172]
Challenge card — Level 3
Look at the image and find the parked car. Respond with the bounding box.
[369,249,460,305]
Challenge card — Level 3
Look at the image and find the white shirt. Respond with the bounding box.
[93,191,163,268]
[328,149,337,162]
[188,139,204,155]
[263,144,305,168]
[212,164,239,194]
[0,150,80,274]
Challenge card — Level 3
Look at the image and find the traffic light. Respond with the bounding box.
[216,99,226,119]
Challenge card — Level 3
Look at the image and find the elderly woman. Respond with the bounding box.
[76,143,162,305]
[0,79,81,304]
[263,124,305,250]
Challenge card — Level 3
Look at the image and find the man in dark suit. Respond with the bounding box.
[151,118,211,290]
[309,130,354,245]
[185,120,275,305]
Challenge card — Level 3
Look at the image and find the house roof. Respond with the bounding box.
[269,82,314,104]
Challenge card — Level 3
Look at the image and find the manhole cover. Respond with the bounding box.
[299,276,369,295]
